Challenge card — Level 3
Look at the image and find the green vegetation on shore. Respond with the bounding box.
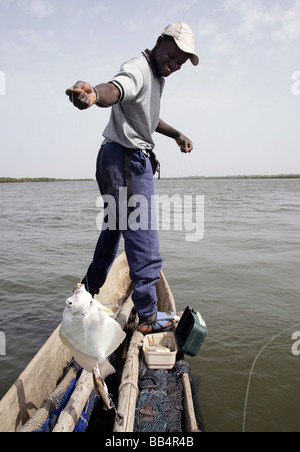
[0,177,94,183]
[180,174,300,180]
[162,174,300,180]
[0,175,299,183]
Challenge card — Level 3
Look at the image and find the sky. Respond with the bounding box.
[0,0,299,178]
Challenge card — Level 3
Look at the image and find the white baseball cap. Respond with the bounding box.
[162,22,199,66]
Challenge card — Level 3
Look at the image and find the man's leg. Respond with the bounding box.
[122,149,179,333]
[82,228,121,297]
[82,144,123,296]
[122,149,163,320]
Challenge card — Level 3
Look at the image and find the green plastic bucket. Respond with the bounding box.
[175,307,207,357]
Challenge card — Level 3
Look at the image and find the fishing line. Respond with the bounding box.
[71,92,88,289]
[74,178,91,294]
[242,322,300,433]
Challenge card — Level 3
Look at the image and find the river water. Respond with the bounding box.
[0,178,300,432]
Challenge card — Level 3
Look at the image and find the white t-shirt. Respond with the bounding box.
[102,53,165,151]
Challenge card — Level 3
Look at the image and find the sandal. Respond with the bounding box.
[138,311,181,335]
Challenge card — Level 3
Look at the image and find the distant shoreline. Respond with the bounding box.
[0,175,299,183]
[163,174,300,180]
[0,177,94,183]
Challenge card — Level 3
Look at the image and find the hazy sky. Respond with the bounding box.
[0,0,299,178]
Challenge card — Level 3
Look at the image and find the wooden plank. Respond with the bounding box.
[96,252,132,309]
[52,370,94,433]
[116,295,134,330]
[0,325,72,432]
[113,331,144,433]
[157,271,176,313]
[182,373,199,433]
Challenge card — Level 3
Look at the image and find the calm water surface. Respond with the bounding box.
[0,178,300,432]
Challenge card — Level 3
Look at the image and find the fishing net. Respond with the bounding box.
[19,360,81,433]
[18,360,99,433]
[134,360,192,433]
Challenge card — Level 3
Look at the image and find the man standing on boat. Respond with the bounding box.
[66,22,199,334]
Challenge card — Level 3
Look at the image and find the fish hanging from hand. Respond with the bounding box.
[59,283,126,378]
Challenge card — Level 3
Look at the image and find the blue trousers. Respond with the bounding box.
[82,142,162,320]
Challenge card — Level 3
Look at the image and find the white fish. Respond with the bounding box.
[59,284,126,376]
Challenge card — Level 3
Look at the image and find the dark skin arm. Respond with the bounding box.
[65,81,120,110]
[66,83,193,154]
[156,119,193,153]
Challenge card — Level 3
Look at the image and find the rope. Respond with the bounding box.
[243,322,300,432]
[118,380,139,394]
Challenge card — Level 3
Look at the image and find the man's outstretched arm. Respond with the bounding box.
[66,81,120,110]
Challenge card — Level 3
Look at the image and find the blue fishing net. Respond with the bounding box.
[73,389,99,432]
[32,363,99,433]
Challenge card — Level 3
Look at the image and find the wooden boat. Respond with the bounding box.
[0,252,200,433]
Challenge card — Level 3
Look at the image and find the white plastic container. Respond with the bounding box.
[143,332,177,370]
